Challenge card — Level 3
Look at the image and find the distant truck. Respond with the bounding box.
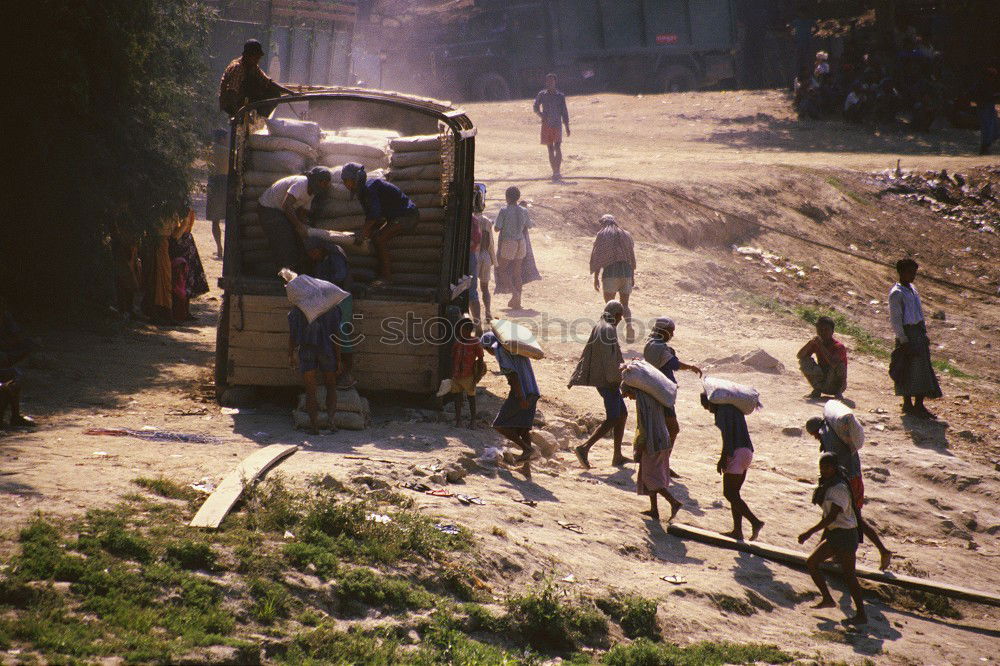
[428,0,739,100]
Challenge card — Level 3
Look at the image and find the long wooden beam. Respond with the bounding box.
[667,523,1000,608]
[189,444,299,529]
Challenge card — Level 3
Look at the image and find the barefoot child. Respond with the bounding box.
[797,316,847,400]
[287,293,343,435]
[450,316,484,428]
[624,386,683,521]
[481,332,538,467]
[701,394,764,541]
[799,451,868,626]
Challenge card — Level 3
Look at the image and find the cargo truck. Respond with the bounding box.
[426,0,739,100]
[216,89,476,397]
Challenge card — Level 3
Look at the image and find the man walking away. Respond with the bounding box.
[218,39,293,118]
[797,316,848,400]
[534,73,570,181]
[888,258,941,418]
[569,301,628,469]
[590,214,637,343]
[806,417,892,570]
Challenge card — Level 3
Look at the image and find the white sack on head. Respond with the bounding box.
[266,117,322,147]
[621,359,677,407]
[702,376,761,415]
[491,319,544,359]
[282,270,349,323]
[824,400,864,451]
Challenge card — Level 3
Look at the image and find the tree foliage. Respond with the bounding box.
[7,0,214,309]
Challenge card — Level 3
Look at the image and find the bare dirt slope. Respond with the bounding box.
[2,89,999,664]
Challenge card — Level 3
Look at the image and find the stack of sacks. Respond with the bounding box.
[239,118,322,275]
[292,386,371,431]
[318,130,390,171]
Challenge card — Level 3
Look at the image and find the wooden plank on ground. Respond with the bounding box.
[667,523,1000,608]
[189,445,299,529]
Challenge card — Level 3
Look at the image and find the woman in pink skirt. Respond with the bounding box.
[624,386,683,521]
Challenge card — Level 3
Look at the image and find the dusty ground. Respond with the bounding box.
[3,88,1000,664]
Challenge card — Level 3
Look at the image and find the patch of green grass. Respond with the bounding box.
[416,611,537,665]
[283,541,339,579]
[283,625,402,665]
[824,175,873,206]
[709,593,758,616]
[336,567,434,617]
[793,305,888,357]
[875,584,962,620]
[597,594,660,640]
[505,582,609,653]
[932,358,973,379]
[132,476,199,501]
[603,638,794,665]
[165,540,217,571]
[249,577,292,625]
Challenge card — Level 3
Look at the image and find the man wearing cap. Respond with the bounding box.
[341,163,420,284]
[219,39,293,118]
[569,300,628,468]
[589,214,637,343]
[258,167,333,272]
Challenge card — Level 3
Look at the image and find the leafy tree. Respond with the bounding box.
[6,0,214,310]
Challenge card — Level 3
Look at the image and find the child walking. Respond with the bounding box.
[450,316,484,428]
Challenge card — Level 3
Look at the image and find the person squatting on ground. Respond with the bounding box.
[643,317,702,476]
[342,162,420,284]
[701,394,764,542]
[472,184,496,324]
[481,332,539,470]
[533,73,570,181]
[449,316,484,428]
[797,316,848,400]
[285,248,344,435]
[569,300,627,469]
[799,451,868,626]
[0,299,36,429]
[305,237,357,389]
[494,187,533,310]
[589,214,637,343]
[218,39,293,118]
[888,258,941,418]
[258,167,333,273]
[623,386,683,522]
[806,417,892,570]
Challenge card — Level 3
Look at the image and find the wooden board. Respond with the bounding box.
[189,444,299,529]
[667,523,1000,608]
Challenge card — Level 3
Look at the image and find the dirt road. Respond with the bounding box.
[2,89,999,664]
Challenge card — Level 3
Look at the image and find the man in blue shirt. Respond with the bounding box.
[341,163,420,283]
[533,73,570,181]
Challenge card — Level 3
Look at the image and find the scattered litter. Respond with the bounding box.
[557,520,584,534]
[220,407,241,415]
[83,428,220,444]
[283,530,296,539]
[253,431,272,439]
[559,574,577,583]
[435,523,460,535]
[167,408,209,416]
[871,167,999,235]
[365,513,392,524]
[732,245,807,279]
[190,480,216,494]
[426,488,454,497]
[456,494,485,505]
[661,575,688,585]
[514,499,538,508]
[399,481,432,493]
[478,447,504,463]
[93,451,109,457]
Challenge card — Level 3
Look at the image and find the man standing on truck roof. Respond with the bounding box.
[533,73,570,182]
[218,39,293,118]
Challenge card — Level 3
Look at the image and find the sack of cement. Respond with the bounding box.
[621,359,677,407]
[702,376,761,415]
[389,163,442,181]
[491,319,544,359]
[266,117,322,147]
[315,216,367,232]
[293,409,368,431]
[314,197,365,218]
[281,270,349,323]
[320,154,388,171]
[296,387,368,414]
[248,132,317,159]
[390,150,441,168]
[306,227,371,255]
[390,134,441,153]
[824,400,864,451]
[338,127,401,141]
[251,150,306,174]
[244,171,289,187]
[318,134,388,160]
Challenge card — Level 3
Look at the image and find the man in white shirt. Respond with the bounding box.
[257,167,332,273]
[888,258,941,418]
